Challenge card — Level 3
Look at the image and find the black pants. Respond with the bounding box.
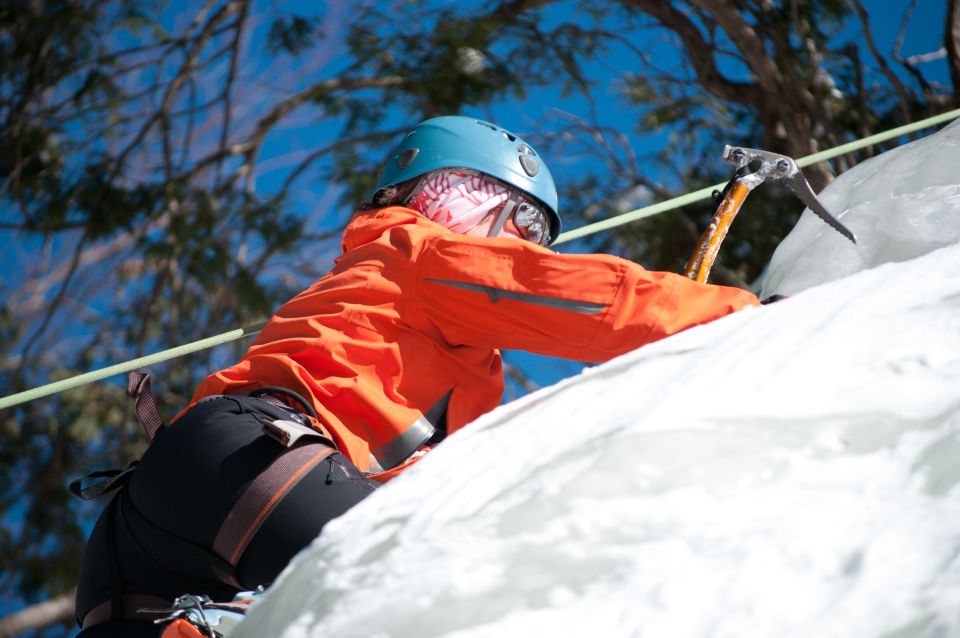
[75,395,378,636]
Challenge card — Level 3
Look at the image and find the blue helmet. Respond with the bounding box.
[375,115,561,244]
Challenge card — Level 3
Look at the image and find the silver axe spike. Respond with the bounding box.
[722,146,857,244]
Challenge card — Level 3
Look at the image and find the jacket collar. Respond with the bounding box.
[340,206,435,253]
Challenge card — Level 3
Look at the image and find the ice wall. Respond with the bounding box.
[761,119,960,297]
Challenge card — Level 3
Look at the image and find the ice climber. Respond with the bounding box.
[74,115,760,636]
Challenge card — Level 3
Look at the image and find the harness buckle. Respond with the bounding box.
[259,417,335,449]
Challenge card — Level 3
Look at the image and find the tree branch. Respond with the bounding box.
[270,128,407,201]
[619,0,762,105]
[851,0,913,124]
[504,361,540,394]
[15,231,90,377]
[948,0,960,97]
[236,75,406,193]
[216,0,250,185]
[686,0,785,100]
[0,588,75,638]
[106,1,242,187]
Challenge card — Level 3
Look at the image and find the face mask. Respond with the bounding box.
[407,169,510,234]
[406,169,552,245]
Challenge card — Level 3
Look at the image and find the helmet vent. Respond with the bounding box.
[502,131,516,142]
[397,148,419,168]
[517,144,536,156]
[519,154,539,177]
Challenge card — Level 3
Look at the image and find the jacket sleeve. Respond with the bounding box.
[412,232,760,363]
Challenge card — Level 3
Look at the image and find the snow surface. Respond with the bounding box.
[234,121,960,638]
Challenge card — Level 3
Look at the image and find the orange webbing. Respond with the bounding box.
[211,443,335,587]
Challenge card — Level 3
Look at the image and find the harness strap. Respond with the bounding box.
[367,391,449,472]
[70,372,164,503]
[79,437,335,629]
[78,386,340,628]
[211,441,335,588]
[127,371,165,441]
[81,594,174,629]
[69,462,139,500]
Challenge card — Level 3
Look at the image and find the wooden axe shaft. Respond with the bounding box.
[685,179,755,283]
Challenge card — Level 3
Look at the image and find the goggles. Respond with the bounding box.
[486,189,552,247]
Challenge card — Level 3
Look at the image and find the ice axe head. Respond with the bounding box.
[721,146,857,244]
[685,145,857,284]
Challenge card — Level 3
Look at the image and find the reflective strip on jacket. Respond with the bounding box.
[180,206,759,473]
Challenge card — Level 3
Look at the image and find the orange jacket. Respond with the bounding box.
[183,206,758,473]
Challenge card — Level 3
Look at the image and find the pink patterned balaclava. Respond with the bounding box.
[407,169,510,234]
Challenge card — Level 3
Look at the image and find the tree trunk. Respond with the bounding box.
[0,589,75,638]
[948,0,960,98]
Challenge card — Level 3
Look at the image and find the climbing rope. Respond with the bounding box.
[553,106,960,244]
[0,323,266,409]
[3,106,960,410]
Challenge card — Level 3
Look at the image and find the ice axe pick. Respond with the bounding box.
[684,145,857,283]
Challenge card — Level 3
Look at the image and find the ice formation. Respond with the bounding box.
[234,120,960,638]
[761,119,960,296]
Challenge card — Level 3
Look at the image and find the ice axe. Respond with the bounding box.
[684,146,857,283]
